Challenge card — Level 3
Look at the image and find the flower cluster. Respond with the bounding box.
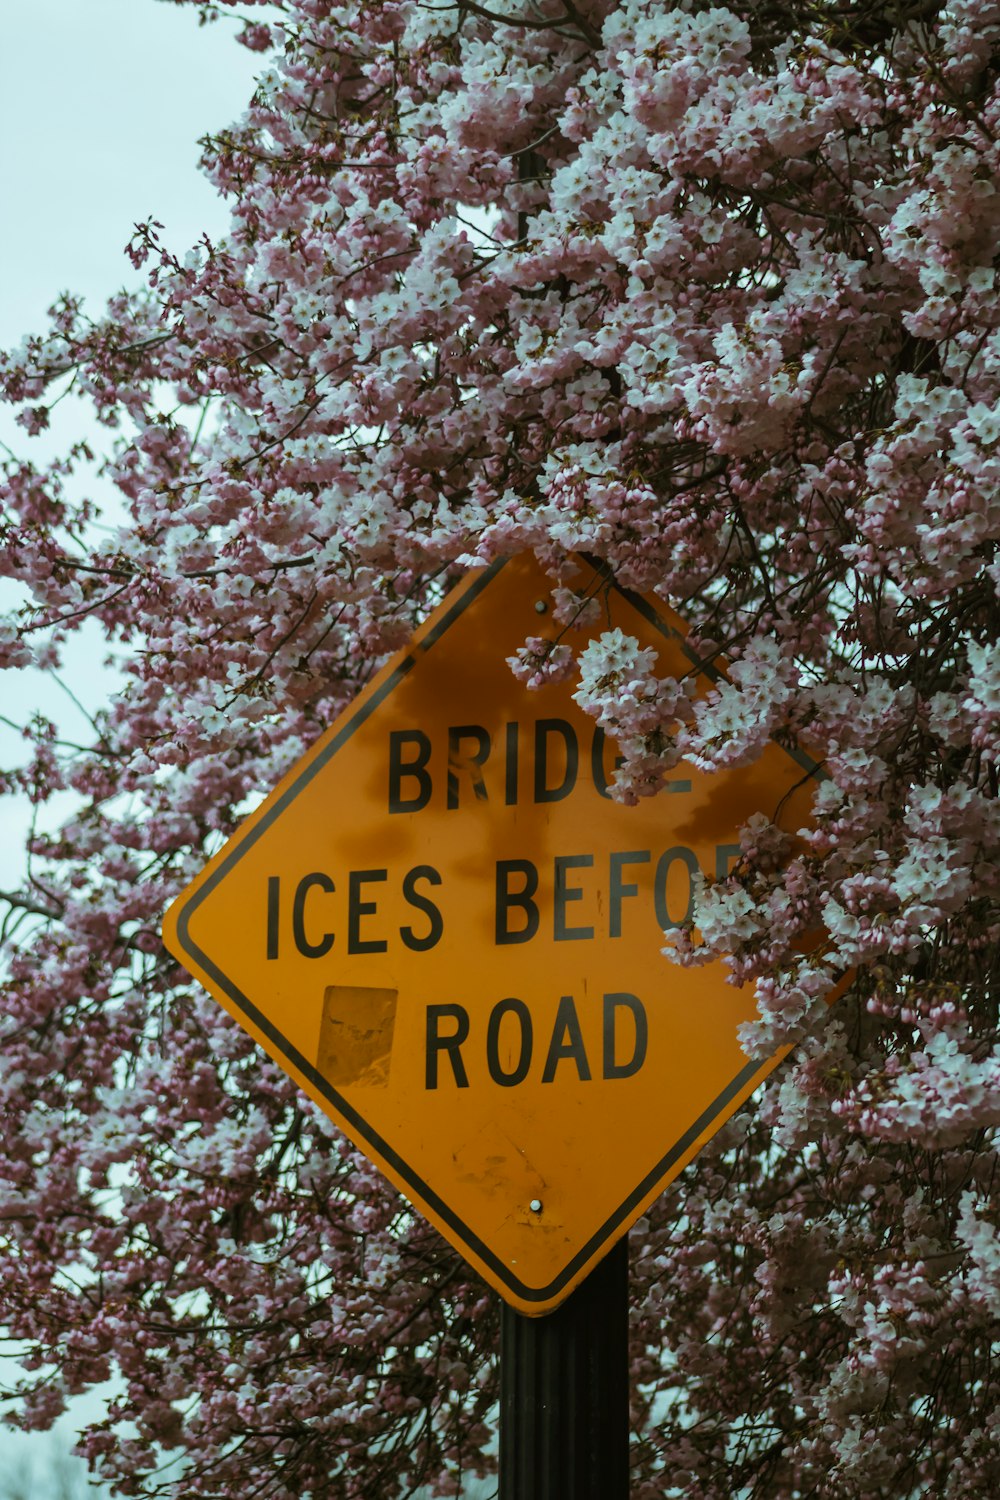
[3,0,1000,1494]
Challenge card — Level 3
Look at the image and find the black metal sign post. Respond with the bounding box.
[499,1237,629,1499]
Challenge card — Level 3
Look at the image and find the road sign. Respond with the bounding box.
[163,553,823,1316]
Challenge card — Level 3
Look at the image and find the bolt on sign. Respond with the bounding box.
[163,553,823,1316]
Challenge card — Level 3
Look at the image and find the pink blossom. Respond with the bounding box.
[2,0,1000,1494]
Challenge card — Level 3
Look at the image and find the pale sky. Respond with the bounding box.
[0,0,267,892]
[0,2,267,1485]
[1,0,265,346]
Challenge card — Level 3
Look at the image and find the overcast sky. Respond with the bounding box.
[0,2,266,1484]
[0,0,265,889]
[0,1,266,345]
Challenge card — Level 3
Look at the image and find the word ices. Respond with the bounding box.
[425,992,648,1090]
[386,719,690,811]
[266,866,443,959]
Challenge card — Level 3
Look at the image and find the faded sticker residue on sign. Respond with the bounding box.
[318,985,398,1088]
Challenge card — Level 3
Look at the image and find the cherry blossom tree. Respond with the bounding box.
[3,0,1000,1494]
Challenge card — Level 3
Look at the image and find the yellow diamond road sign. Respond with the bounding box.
[163,554,821,1316]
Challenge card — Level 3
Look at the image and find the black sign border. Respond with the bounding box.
[173,556,823,1303]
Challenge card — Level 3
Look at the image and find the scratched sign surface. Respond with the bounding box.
[163,554,821,1315]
